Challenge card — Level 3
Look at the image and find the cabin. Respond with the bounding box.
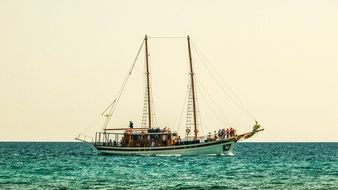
[93,127,204,147]
[94,127,181,147]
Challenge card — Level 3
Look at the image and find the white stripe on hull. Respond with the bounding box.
[94,141,235,156]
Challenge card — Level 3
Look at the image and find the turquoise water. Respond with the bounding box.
[0,142,337,189]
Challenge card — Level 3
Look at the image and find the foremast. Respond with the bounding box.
[187,35,198,140]
[144,35,152,129]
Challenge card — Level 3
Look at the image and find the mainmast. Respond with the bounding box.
[145,35,152,129]
[187,35,198,140]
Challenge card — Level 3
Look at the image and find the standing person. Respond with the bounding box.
[226,128,230,138]
[214,131,218,139]
[230,127,234,137]
[221,128,225,139]
[129,121,134,129]
[218,129,222,139]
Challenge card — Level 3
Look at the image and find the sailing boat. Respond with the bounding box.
[76,35,263,156]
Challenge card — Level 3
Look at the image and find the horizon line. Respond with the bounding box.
[0,140,337,143]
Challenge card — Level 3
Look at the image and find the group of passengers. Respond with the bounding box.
[210,127,236,140]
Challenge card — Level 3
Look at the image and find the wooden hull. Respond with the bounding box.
[93,139,236,156]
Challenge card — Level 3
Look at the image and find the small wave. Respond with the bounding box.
[223,152,235,156]
[155,154,181,157]
[201,153,218,156]
[199,153,235,156]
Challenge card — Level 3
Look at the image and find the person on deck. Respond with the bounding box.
[177,136,181,145]
[231,127,234,137]
[226,128,230,138]
[129,121,134,129]
[218,129,222,139]
[214,131,218,139]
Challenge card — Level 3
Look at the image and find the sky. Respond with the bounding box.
[0,0,337,141]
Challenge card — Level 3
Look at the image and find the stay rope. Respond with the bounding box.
[196,79,233,128]
[191,40,256,121]
[177,76,190,136]
[102,39,145,129]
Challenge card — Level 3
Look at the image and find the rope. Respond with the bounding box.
[196,81,233,128]
[149,64,158,128]
[78,114,102,136]
[148,36,186,39]
[141,52,158,128]
[101,99,116,116]
[176,77,190,135]
[102,39,145,129]
[194,83,204,136]
[191,40,256,121]
[149,87,158,128]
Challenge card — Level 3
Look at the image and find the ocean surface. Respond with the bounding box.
[0,142,337,189]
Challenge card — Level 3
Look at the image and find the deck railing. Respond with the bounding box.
[75,134,94,143]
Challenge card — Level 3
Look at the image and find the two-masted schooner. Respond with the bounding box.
[76,35,263,156]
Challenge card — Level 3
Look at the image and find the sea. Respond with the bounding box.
[0,142,337,190]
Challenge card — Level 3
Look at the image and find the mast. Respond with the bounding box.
[187,35,198,140]
[145,35,152,129]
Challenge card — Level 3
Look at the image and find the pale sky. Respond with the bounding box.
[0,0,337,141]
